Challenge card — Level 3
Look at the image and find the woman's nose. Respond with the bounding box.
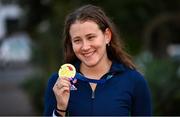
[81,41,91,51]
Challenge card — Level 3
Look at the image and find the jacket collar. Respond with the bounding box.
[109,60,126,74]
[72,60,126,84]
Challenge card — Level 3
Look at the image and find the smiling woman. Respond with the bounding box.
[44,4,152,116]
[70,21,111,68]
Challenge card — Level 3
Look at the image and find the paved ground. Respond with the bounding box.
[0,63,38,116]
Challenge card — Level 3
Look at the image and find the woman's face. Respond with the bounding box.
[69,20,111,67]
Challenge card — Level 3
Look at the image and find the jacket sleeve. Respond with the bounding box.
[43,73,58,116]
[131,72,152,116]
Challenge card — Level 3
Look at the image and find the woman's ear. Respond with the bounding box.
[104,28,112,44]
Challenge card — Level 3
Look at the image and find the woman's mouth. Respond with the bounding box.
[82,51,94,57]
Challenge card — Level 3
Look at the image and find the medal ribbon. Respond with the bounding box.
[72,72,114,84]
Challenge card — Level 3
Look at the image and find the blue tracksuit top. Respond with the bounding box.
[44,61,152,116]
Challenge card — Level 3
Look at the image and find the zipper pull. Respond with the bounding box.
[91,91,95,99]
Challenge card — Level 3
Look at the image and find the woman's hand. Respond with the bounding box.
[53,77,71,111]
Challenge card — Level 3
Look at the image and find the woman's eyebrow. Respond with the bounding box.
[71,36,81,40]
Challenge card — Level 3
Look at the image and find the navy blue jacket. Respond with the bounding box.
[44,61,152,116]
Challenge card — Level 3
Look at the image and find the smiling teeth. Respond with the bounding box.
[83,52,93,57]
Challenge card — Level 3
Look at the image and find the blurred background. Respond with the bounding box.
[0,0,179,116]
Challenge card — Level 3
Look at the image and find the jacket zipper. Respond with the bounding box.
[91,90,95,116]
[91,91,95,99]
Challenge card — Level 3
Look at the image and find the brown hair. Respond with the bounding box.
[63,4,136,69]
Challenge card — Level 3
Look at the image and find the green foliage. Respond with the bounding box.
[146,59,180,115]
[21,73,48,115]
[135,51,180,115]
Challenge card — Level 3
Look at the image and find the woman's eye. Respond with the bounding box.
[87,36,95,40]
[73,39,80,43]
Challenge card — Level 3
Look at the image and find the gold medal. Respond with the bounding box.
[58,64,77,90]
[58,64,76,78]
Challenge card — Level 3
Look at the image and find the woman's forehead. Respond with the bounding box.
[69,20,100,37]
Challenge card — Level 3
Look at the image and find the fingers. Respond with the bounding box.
[53,77,71,92]
[58,77,71,87]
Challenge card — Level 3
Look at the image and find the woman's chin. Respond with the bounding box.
[83,60,98,67]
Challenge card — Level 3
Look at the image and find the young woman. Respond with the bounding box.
[44,4,152,116]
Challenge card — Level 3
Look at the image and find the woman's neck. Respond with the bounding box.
[80,59,112,79]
